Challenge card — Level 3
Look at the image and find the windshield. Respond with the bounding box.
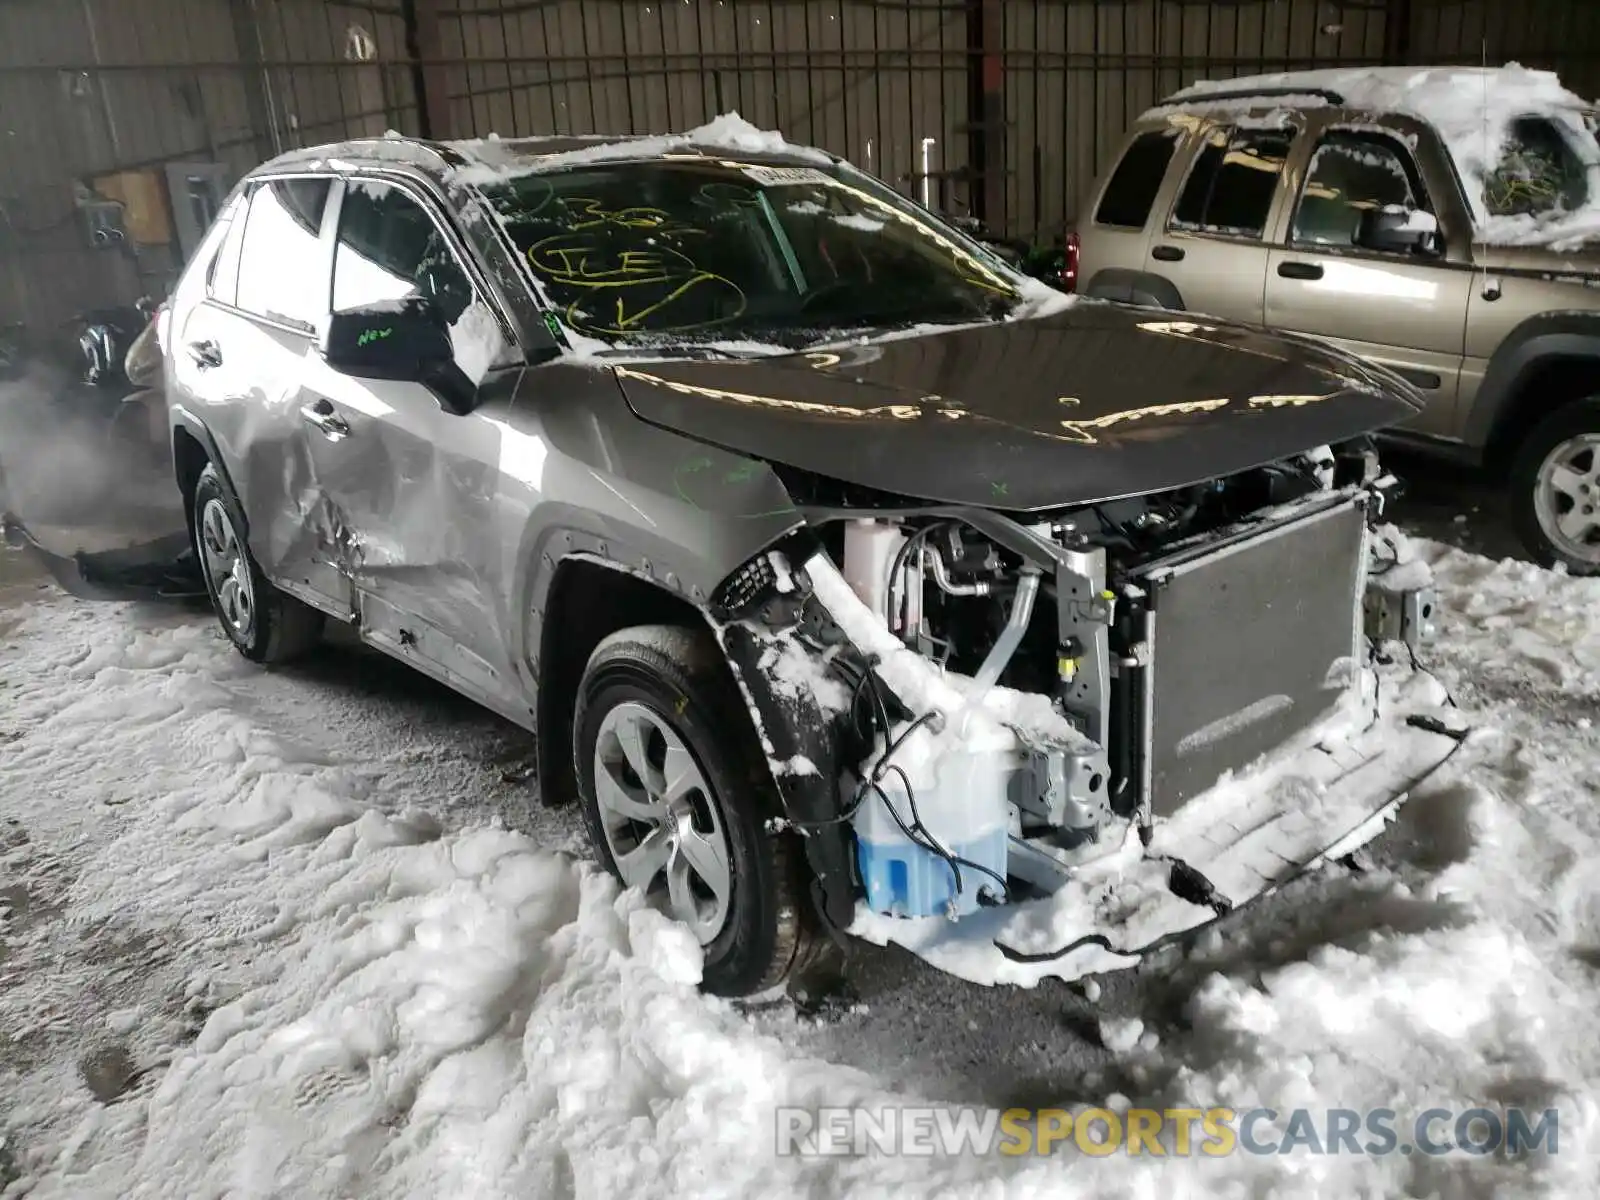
[477,160,1023,347]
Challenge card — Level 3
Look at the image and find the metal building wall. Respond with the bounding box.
[427,1,972,218]
[0,0,1597,332]
[0,0,420,330]
[0,0,257,324]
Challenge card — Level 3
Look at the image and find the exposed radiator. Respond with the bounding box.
[1133,496,1368,818]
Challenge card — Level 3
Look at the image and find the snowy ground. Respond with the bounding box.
[3,526,1600,1196]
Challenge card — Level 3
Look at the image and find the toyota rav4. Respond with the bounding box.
[7,119,1461,995]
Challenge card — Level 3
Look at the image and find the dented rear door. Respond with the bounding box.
[172,175,352,614]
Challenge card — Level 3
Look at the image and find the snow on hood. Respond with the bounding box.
[447,112,834,188]
[1162,64,1600,249]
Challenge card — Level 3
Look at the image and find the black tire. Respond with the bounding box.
[192,464,324,663]
[574,624,815,997]
[1509,398,1600,575]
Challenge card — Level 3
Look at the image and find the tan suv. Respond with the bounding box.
[1074,65,1600,572]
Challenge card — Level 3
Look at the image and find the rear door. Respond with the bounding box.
[296,175,524,707]
[1146,124,1298,324]
[1076,128,1181,300]
[171,175,350,612]
[1264,124,1472,436]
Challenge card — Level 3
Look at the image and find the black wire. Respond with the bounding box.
[1368,534,1401,577]
[790,660,1009,903]
[886,523,944,636]
[869,767,1010,903]
[871,710,939,782]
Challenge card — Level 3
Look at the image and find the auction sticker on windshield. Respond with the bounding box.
[740,165,834,187]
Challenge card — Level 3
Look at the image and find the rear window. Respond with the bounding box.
[1171,128,1293,239]
[1483,115,1592,218]
[1095,131,1179,228]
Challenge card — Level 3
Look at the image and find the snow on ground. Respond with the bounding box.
[3,539,1600,1196]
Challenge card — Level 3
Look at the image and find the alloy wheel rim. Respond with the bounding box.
[198,497,256,641]
[1534,434,1600,565]
[592,700,732,944]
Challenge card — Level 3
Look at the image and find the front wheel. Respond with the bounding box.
[1509,399,1600,575]
[574,624,815,996]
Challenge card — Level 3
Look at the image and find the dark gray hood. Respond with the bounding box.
[612,301,1423,511]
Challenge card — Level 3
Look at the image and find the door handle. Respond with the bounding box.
[299,399,350,442]
[1277,261,1325,281]
[1151,244,1185,262]
[187,339,223,369]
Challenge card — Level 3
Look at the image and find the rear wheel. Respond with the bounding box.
[193,464,324,662]
[1510,399,1600,575]
[574,624,814,996]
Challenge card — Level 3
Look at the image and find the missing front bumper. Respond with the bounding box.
[1,513,200,601]
[850,676,1469,987]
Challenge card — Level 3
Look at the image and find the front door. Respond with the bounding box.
[1264,128,1472,437]
[296,176,524,707]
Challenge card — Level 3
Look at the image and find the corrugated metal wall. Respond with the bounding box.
[1,0,1597,330]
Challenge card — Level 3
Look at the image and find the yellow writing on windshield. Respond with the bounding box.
[529,197,747,335]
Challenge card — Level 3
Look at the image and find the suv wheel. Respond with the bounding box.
[574,624,814,996]
[1510,400,1600,575]
[193,464,324,662]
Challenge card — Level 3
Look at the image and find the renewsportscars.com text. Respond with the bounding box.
[774,1105,1559,1159]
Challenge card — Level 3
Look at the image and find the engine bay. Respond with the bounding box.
[713,435,1439,932]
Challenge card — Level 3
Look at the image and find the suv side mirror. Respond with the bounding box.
[320,297,477,414]
[1355,206,1441,256]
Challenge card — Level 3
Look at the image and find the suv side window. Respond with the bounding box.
[208,195,248,308]
[1094,130,1179,228]
[1483,116,1590,218]
[234,178,333,329]
[1291,131,1427,249]
[1170,127,1292,239]
[333,180,475,327]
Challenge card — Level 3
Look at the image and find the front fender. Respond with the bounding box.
[713,602,859,932]
[1462,312,1600,449]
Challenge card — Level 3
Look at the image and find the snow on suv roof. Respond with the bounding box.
[1164,64,1594,127]
[1151,63,1600,245]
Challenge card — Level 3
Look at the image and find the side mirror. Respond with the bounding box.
[320,297,477,414]
[1355,206,1441,256]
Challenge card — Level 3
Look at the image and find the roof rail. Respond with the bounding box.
[1158,85,1348,107]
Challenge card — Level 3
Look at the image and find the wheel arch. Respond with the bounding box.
[169,408,241,534]
[532,544,859,933]
[1463,315,1600,474]
[1082,267,1186,310]
[533,554,711,813]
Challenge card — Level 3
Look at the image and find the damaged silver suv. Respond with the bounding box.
[134,121,1458,995]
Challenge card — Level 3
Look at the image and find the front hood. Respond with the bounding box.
[612,303,1422,511]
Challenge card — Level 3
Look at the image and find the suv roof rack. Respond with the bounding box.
[1158,85,1347,107]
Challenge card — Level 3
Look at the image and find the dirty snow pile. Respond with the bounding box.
[4,537,1600,1196]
